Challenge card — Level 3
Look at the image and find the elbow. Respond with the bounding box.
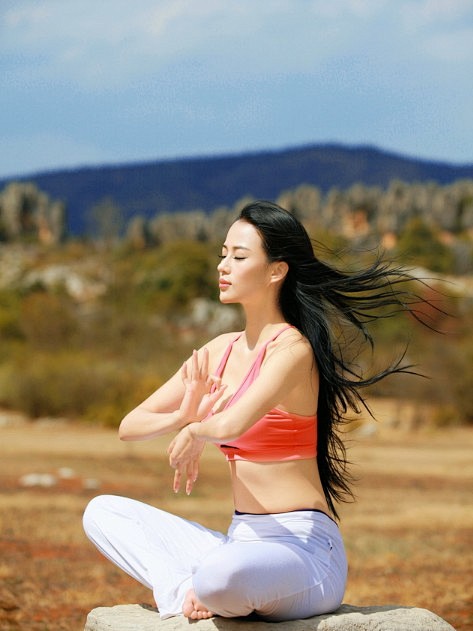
[211,417,243,443]
[118,428,130,441]
[118,414,135,441]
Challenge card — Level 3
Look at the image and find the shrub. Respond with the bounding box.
[19,291,77,350]
[0,289,23,340]
[0,351,163,423]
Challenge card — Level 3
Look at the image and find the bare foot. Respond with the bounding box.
[182,588,215,620]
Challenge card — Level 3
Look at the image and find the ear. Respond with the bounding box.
[270,260,289,284]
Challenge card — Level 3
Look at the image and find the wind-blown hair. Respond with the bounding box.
[238,200,427,519]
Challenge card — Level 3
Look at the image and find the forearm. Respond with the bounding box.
[119,408,187,441]
[187,413,239,443]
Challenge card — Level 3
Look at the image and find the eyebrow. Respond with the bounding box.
[222,244,251,251]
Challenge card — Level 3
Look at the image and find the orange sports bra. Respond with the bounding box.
[211,326,317,462]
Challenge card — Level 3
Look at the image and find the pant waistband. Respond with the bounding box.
[234,508,337,525]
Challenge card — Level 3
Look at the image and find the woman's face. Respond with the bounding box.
[217,220,276,305]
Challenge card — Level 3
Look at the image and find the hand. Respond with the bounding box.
[178,348,226,424]
[167,425,205,495]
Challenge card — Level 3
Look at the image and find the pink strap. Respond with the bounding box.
[214,332,243,379]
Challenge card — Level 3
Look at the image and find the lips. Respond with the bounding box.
[219,279,231,289]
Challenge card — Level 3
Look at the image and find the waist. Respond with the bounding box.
[228,457,328,516]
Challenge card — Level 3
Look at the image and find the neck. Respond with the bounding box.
[241,303,287,349]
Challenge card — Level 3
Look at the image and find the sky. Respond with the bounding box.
[1,0,473,180]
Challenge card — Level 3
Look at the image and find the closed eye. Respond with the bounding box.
[218,255,247,260]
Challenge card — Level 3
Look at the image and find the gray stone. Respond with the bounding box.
[84,603,456,631]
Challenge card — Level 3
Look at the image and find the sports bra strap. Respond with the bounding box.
[214,333,243,378]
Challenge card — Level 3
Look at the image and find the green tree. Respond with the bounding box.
[397,218,454,273]
[152,240,216,309]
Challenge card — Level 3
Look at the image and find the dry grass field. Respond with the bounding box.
[1,401,472,630]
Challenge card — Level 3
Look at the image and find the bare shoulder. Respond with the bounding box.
[266,327,314,366]
[197,331,242,368]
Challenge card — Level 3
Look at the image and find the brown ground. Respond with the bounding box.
[0,402,472,630]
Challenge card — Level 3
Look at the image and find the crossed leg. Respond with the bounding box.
[82,495,227,619]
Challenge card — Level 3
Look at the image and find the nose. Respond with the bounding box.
[217,255,229,272]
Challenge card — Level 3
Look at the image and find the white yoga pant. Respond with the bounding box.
[83,495,347,620]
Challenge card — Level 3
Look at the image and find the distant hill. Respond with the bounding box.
[2,143,473,235]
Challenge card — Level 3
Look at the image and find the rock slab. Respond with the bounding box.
[84,603,456,631]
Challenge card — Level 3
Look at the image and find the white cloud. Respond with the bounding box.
[0,1,396,89]
[3,0,469,93]
[146,0,226,38]
[2,1,178,87]
[423,27,473,62]
[398,0,473,63]
[401,0,473,27]
[308,0,388,19]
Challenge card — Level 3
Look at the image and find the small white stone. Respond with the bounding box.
[38,473,58,487]
[19,473,57,487]
[83,478,101,490]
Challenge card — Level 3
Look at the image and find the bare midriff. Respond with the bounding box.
[228,458,330,515]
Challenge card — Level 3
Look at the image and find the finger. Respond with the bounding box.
[185,474,193,495]
[168,447,179,468]
[201,348,209,380]
[209,384,227,404]
[168,435,177,450]
[185,460,199,495]
[173,468,182,493]
[192,349,199,379]
[181,361,188,384]
[207,374,221,389]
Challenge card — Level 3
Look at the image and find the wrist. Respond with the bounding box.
[187,422,201,439]
[172,410,187,429]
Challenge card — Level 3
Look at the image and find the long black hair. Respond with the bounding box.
[238,200,429,519]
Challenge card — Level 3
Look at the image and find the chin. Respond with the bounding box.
[219,292,236,305]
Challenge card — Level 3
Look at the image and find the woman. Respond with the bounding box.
[83,200,421,621]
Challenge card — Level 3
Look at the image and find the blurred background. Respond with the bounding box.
[1,0,472,425]
[0,2,472,630]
